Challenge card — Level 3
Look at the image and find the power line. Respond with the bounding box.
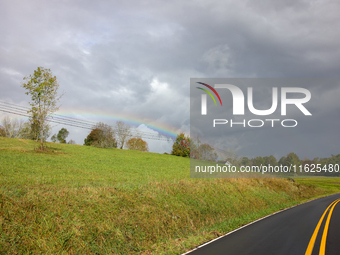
[0,107,93,130]
[0,101,96,127]
[0,101,174,138]
[0,100,174,140]
[0,101,175,141]
[0,106,174,141]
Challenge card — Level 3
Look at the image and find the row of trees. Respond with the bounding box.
[0,116,77,144]
[170,134,340,176]
[83,121,149,152]
[171,134,219,161]
[169,133,299,164]
[0,116,149,152]
[0,116,51,141]
[2,116,339,166]
[51,128,76,144]
[222,153,340,170]
[6,66,338,162]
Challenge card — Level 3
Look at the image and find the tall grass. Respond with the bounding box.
[1,137,339,254]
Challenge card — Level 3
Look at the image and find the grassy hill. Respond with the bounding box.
[1,137,340,254]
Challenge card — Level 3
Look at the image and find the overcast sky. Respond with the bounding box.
[1,0,339,158]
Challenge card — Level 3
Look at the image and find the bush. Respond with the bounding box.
[126,138,149,152]
[171,133,190,157]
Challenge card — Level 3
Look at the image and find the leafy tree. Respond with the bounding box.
[57,128,69,143]
[17,121,33,139]
[51,134,57,143]
[84,122,117,148]
[300,157,315,176]
[126,137,149,152]
[286,152,300,166]
[278,156,287,166]
[30,119,51,142]
[0,126,5,137]
[115,121,131,149]
[241,157,250,166]
[29,117,40,141]
[84,128,102,146]
[171,133,190,157]
[20,119,51,141]
[189,136,217,161]
[264,155,278,166]
[199,143,218,161]
[253,156,265,166]
[188,135,201,159]
[318,157,329,167]
[21,67,63,150]
[326,154,340,176]
[301,157,314,167]
[328,154,340,165]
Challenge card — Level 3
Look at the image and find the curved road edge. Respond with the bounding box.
[182,192,340,255]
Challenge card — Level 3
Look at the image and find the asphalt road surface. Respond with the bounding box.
[185,193,340,255]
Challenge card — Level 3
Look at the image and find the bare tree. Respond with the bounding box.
[199,143,218,162]
[67,139,76,145]
[0,116,51,140]
[1,116,17,138]
[115,121,131,149]
[1,116,25,138]
[219,148,240,166]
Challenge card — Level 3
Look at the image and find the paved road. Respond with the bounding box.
[186,193,340,255]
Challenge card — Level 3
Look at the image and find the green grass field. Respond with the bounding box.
[1,137,340,254]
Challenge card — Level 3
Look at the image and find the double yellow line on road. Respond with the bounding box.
[305,198,340,255]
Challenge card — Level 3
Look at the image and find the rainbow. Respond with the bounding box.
[55,108,179,138]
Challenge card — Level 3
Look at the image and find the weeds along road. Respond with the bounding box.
[185,193,340,255]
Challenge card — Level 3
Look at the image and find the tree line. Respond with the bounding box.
[83,121,149,152]
[2,66,338,159]
[2,115,339,168]
[170,133,340,176]
[0,115,51,142]
[0,116,149,152]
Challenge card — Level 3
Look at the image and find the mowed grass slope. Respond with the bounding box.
[1,137,340,254]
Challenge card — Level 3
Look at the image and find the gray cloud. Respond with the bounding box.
[1,0,339,157]
[190,77,340,160]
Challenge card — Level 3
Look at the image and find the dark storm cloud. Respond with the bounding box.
[1,0,339,156]
[191,77,340,159]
